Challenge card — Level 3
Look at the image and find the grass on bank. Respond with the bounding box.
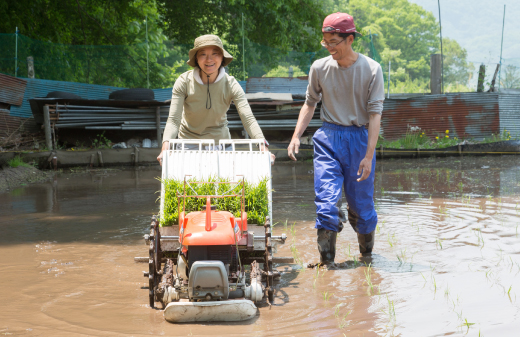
[159,176,269,227]
[7,156,34,168]
[377,128,515,150]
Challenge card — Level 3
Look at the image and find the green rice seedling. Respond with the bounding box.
[436,238,443,250]
[323,291,333,301]
[313,266,321,288]
[352,255,359,268]
[507,286,513,301]
[444,284,450,299]
[363,263,374,294]
[460,318,475,331]
[338,310,352,329]
[457,182,464,193]
[345,243,352,260]
[385,295,396,320]
[160,176,269,226]
[432,275,437,293]
[396,254,402,265]
[283,220,288,231]
[333,303,344,318]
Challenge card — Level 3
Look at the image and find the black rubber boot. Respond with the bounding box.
[357,230,375,255]
[317,229,337,265]
[337,198,347,233]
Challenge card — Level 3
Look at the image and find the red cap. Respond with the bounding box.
[322,12,361,36]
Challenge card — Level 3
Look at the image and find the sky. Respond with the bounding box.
[408,0,520,67]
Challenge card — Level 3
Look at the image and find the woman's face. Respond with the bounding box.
[196,47,223,75]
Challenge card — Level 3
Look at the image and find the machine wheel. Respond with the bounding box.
[153,216,162,274]
[264,217,274,304]
[149,234,156,308]
[148,216,160,308]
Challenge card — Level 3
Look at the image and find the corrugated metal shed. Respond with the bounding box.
[153,88,171,101]
[499,94,520,139]
[246,77,308,95]
[381,93,503,141]
[0,108,38,137]
[0,73,27,106]
[10,78,126,118]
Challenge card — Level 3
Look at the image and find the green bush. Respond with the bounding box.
[160,177,270,227]
[7,156,33,168]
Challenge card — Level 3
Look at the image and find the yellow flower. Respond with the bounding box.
[445,130,449,134]
[436,136,439,140]
[420,135,423,137]
[445,135,449,138]
[454,137,458,140]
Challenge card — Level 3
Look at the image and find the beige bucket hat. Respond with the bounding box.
[187,35,233,68]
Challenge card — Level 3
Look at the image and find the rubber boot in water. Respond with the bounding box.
[357,230,375,255]
[317,229,337,265]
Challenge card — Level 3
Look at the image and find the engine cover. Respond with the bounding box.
[188,261,229,301]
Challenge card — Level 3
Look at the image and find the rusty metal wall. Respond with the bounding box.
[0,73,27,106]
[0,109,36,137]
[381,93,502,141]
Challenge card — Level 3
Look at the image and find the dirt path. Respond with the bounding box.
[0,166,51,192]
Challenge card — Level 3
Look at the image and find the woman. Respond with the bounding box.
[157,34,273,163]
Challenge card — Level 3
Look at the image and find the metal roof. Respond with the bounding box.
[245,77,308,95]
[10,78,126,118]
[0,73,27,106]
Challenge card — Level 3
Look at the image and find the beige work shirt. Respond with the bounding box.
[163,68,265,142]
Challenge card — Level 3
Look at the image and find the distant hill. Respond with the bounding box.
[409,0,520,68]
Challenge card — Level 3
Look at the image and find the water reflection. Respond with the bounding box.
[0,156,519,336]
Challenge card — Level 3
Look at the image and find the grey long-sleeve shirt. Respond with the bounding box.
[305,54,385,126]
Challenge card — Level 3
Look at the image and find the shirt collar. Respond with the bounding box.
[194,67,225,85]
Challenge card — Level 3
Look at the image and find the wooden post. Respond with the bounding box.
[477,65,485,92]
[134,147,139,166]
[155,106,162,146]
[27,56,35,79]
[43,105,53,150]
[97,151,104,167]
[430,54,442,95]
[90,153,95,168]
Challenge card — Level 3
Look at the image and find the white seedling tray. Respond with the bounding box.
[160,139,272,223]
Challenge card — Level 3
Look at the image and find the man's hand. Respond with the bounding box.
[287,137,300,161]
[260,143,276,165]
[357,157,372,182]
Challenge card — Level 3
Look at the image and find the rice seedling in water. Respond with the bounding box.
[338,310,352,329]
[322,291,333,301]
[460,318,475,332]
[363,263,375,294]
[436,238,443,249]
[384,295,396,320]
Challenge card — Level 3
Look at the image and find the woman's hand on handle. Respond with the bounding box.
[157,141,170,166]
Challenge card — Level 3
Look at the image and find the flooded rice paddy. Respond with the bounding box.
[1,156,519,336]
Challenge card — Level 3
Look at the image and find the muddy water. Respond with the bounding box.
[1,156,520,336]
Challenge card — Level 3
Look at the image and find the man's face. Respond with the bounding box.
[322,32,353,60]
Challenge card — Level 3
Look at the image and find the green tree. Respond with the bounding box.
[0,0,175,88]
[501,65,520,89]
[157,0,325,79]
[442,37,473,86]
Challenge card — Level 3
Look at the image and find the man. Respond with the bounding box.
[288,12,384,264]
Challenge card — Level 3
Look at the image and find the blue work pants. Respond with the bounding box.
[313,122,377,234]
